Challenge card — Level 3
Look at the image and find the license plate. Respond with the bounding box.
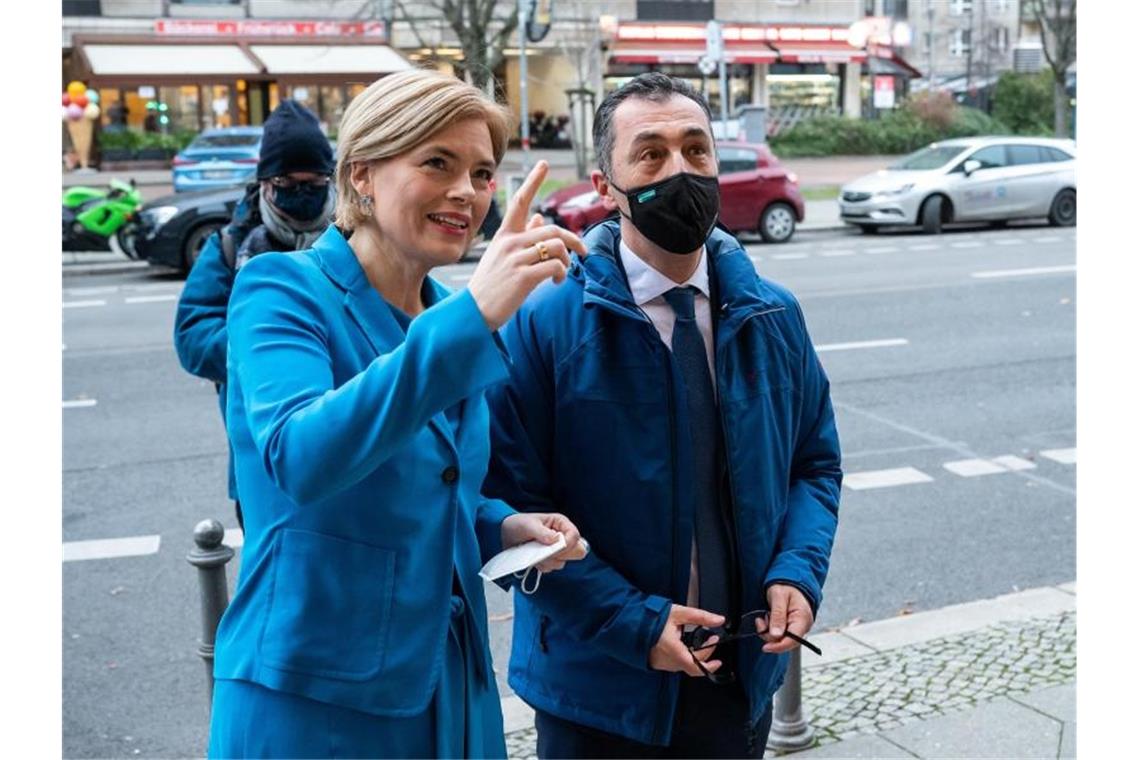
[203,170,232,180]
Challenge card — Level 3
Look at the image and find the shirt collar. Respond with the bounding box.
[618,240,710,307]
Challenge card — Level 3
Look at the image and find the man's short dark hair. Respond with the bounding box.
[592,72,714,179]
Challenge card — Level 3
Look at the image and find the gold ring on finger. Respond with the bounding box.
[536,240,549,262]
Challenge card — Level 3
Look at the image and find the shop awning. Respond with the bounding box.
[866,46,923,78]
[248,44,412,75]
[768,41,867,64]
[80,43,261,77]
[609,40,777,64]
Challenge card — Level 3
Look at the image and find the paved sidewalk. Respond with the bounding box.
[501,582,1076,759]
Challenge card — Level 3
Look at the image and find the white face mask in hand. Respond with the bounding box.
[478,534,591,595]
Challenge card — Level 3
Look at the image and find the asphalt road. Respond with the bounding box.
[62,221,1076,758]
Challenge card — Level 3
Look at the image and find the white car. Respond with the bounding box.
[839,136,1076,234]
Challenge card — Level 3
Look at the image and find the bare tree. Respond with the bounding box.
[395,0,519,93]
[1027,0,1077,137]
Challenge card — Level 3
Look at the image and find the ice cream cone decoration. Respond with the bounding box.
[62,81,100,170]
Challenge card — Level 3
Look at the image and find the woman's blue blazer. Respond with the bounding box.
[213,225,516,717]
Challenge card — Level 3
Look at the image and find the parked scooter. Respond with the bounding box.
[62,178,142,255]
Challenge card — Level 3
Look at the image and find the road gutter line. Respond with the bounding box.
[817,338,909,352]
[63,399,97,409]
[124,294,179,304]
[971,265,1076,279]
[63,300,107,309]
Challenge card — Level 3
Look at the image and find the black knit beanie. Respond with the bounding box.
[257,99,335,180]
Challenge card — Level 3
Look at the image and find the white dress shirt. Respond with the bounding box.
[618,241,716,609]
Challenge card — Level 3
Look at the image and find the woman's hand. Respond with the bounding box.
[500,512,585,572]
[467,161,588,331]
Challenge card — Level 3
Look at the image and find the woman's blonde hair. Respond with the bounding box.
[334,68,512,230]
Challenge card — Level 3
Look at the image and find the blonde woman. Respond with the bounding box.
[207,69,587,758]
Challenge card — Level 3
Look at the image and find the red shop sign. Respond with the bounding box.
[154,19,387,39]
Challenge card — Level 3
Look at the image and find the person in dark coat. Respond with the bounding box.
[173,99,336,530]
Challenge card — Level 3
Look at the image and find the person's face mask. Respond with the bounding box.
[269,180,331,223]
[608,172,720,255]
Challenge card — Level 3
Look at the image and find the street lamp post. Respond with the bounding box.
[517,0,531,174]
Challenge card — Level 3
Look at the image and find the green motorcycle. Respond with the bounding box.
[62,178,143,255]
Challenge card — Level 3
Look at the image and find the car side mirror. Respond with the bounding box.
[963,159,982,176]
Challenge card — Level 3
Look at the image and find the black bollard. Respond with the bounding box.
[187,519,235,710]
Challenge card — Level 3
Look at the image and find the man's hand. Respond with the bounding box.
[755,584,815,654]
[500,512,584,572]
[648,604,725,677]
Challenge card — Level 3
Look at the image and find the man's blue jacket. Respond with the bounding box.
[483,219,842,746]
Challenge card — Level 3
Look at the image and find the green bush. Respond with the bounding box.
[99,130,141,151]
[991,70,1053,136]
[770,97,1011,157]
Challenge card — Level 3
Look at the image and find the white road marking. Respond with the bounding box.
[1032,236,1062,243]
[971,265,1075,279]
[64,286,119,296]
[991,455,1036,471]
[771,253,809,260]
[994,239,1023,246]
[943,456,1039,476]
[63,399,97,409]
[448,274,472,284]
[864,246,899,254]
[845,467,933,491]
[125,294,179,304]
[817,338,908,352]
[821,249,856,257]
[1040,448,1076,465]
[943,459,1007,477]
[907,244,939,251]
[951,241,983,249]
[224,528,244,548]
[63,300,106,309]
[63,534,161,562]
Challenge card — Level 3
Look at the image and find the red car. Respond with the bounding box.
[538,141,805,243]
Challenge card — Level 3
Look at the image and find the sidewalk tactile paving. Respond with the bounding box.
[503,610,1074,759]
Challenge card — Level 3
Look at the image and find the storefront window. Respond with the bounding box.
[207,85,233,129]
[319,85,348,136]
[767,68,840,109]
[122,88,153,132]
[236,79,250,126]
[159,85,201,134]
[98,88,126,131]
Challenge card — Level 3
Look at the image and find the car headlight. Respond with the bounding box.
[874,184,915,198]
[141,205,180,227]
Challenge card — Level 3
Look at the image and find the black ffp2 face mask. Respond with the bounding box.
[609,172,721,255]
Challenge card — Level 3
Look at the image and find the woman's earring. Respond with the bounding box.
[360,195,373,211]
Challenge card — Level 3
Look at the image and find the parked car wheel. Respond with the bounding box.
[759,202,796,243]
[1048,189,1076,227]
[114,224,139,260]
[183,222,223,273]
[859,224,880,234]
[920,195,945,234]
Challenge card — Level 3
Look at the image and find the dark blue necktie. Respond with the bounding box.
[663,286,733,618]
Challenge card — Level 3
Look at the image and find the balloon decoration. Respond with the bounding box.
[61,80,101,170]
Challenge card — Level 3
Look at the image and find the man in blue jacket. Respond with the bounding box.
[173,100,335,529]
[483,73,842,757]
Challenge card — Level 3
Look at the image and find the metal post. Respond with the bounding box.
[187,519,235,709]
[718,58,730,129]
[517,0,531,174]
[766,648,816,752]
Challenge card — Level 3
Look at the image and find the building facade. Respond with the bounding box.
[906,0,1019,94]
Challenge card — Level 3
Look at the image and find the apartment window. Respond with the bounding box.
[991,27,1009,52]
[994,0,1010,13]
[924,31,933,50]
[884,0,909,18]
[636,0,713,20]
[951,0,973,15]
[950,29,972,56]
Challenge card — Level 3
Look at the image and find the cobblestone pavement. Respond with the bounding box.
[503,611,1075,759]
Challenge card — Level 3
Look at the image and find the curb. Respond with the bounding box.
[500,581,1075,738]
[62,260,153,277]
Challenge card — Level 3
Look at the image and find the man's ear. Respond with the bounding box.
[592,169,619,212]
